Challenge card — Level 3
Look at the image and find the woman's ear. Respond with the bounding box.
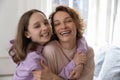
[25,31,30,38]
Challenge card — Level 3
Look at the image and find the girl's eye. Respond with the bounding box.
[44,19,49,26]
[44,21,49,25]
[34,25,40,28]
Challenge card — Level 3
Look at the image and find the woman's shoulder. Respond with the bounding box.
[87,46,94,57]
[44,40,59,49]
[88,46,94,52]
[42,40,61,56]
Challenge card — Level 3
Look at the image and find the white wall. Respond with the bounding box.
[0,0,18,57]
[0,1,18,78]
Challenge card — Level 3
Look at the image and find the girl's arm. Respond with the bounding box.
[32,60,63,80]
[58,37,88,79]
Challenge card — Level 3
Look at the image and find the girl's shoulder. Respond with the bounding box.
[27,51,41,60]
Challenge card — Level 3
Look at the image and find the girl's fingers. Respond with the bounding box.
[69,70,75,79]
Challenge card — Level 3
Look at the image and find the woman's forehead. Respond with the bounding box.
[53,11,71,20]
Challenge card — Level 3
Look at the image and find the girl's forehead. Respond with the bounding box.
[31,12,46,20]
[28,12,47,26]
[32,12,46,19]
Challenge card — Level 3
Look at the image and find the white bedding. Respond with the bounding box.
[94,45,120,80]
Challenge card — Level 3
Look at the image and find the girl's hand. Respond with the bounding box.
[69,64,84,79]
[32,60,62,80]
[73,52,87,66]
[32,60,53,80]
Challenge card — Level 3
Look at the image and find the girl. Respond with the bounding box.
[9,9,52,80]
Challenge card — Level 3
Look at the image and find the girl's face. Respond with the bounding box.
[53,11,77,43]
[25,12,51,45]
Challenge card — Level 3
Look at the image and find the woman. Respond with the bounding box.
[33,5,95,80]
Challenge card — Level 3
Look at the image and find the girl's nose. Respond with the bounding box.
[42,25,48,31]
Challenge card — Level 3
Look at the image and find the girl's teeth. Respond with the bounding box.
[41,33,48,37]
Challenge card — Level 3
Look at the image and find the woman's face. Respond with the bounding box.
[53,11,77,43]
[25,12,51,45]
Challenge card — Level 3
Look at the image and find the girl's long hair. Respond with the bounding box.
[9,9,46,64]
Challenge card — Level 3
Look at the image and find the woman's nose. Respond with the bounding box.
[61,23,67,29]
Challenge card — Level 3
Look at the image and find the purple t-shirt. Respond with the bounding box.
[13,46,46,80]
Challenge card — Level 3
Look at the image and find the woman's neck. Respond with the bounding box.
[59,39,76,50]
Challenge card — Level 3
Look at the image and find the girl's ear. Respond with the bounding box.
[25,31,30,38]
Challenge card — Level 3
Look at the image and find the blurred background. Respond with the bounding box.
[0,0,119,80]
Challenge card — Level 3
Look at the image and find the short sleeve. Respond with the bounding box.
[13,51,46,80]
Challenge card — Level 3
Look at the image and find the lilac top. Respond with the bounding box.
[10,36,88,80]
[12,46,46,80]
[77,37,88,53]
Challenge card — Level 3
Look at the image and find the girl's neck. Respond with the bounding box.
[59,39,76,50]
